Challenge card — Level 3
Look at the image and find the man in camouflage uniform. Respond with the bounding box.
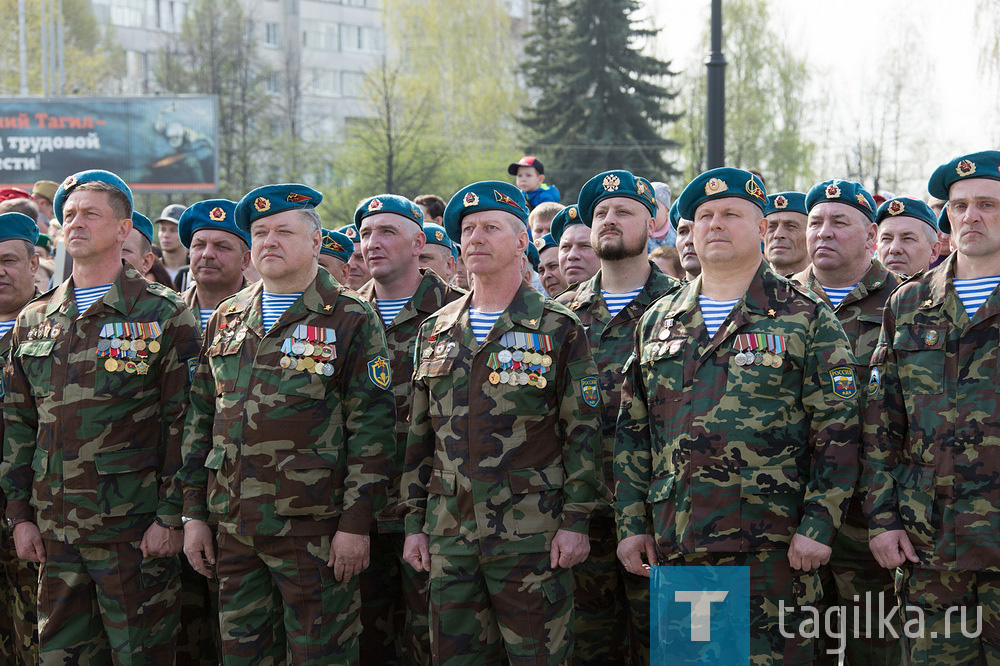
[791,179,902,664]
[401,181,605,665]
[2,170,202,665]
[177,183,394,665]
[354,194,461,665]
[764,191,810,276]
[0,212,43,665]
[673,202,701,281]
[864,151,1000,664]
[616,167,861,664]
[560,170,680,665]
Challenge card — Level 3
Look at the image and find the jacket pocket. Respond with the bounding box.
[425,468,460,536]
[740,466,804,548]
[93,446,160,516]
[274,448,340,517]
[508,465,564,537]
[891,462,938,551]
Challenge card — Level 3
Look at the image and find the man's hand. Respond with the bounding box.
[183,519,216,578]
[12,522,45,563]
[403,533,431,573]
[869,530,919,569]
[550,529,589,569]
[141,522,182,559]
[328,531,370,582]
[616,534,656,578]
[788,533,832,571]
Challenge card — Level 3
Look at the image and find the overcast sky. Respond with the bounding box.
[640,0,997,194]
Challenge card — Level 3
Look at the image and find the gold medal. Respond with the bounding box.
[125,361,137,374]
[303,343,315,356]
[132,339,146,352]
[104,358,118,372]
[536,375,547,389]
[303,357,316,371]
[540,355,552,367]
[148,340,161,353]
[280,356,292,369]
[296,357,306,371]
[120,339,131,351]
[489,371,501,385]
[314,362,325,375]
[137,361,149,375]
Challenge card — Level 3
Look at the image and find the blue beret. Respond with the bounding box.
[533,233,558,254]
[550,204,582,243]
[938,206,951,234]
[0,212,39,245]
[928,150,1000,200]
[875,197,938,233]
[53,169,133,224]
[765,192,807,216]
[354,194,423,230]
[321,229,354,263]
[131,212,153,244]
[234,183,322,232]
[443,181,529,243]
[335,224,360,245]
[578,170,657,225]
[677,167,767,221]
[178,199,248,249]
[423,222,458,258]
[805,179,876,223]
[525,241,540,272]
[669,200,681,228]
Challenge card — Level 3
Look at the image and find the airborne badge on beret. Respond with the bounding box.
[704,178,728,195]
[887,200,905,216]
[209,207,227,221]
[368,198,383,212]
[637,180,652,202]
[568,207,578,219]
[494,189,525,212]
[435,230,445,241]
[855,194,871,211]
[254,197,271,212]
[411,206,421,219]
[463,192,479,207]
[603,174,620,192]
[62,175,77,189]
[323,236,344,252]
[286,193,311,203]
[533,237,545,249]
[829,366,858,399]
[745,178,766,202]
[774,195,788,209]
[825,183,841,199]
[956,159,976,177]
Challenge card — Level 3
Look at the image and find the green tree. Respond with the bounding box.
[519,0,680,201]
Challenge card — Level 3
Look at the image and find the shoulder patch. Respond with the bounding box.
[187,357,198,382]
[829,366,858,399]
[867,367,880,397]
[581,376,600,407]
[368,356,392,390]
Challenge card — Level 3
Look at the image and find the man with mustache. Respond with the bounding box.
[337,223,371,290]
[319,228,355,286]
[673,200,701,281]
[764,191,811,276]
[875,196,942,277]
[534,233,567,297]
[791,180,902,664]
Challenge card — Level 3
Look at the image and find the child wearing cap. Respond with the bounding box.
[508,156,560,210]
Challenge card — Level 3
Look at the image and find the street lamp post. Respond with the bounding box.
[705,0,726,168]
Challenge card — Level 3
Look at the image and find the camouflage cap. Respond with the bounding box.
[765,191,808,216]
[53,169,133,224]
[178,199,249,249]
[131,211,154,244]
[578,169,657,225]
[549,203,582,243]
[928,150,1000,200]
[806,179,877,223]
[0,212,40,245]
[875,196,938,232]
[534,232,558,254]
[423,222,458,258]
[234,183,323,232]
[321,228,354,263]
[677,167,767,221]
[354,194,424,230]
[443,180,529,243]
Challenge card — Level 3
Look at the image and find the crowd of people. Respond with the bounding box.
[0,148,995,666]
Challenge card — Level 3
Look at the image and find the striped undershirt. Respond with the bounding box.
[376,297,409,327]
[0,319,15,338]
[199,307,213,332]
[74,284,113,314]
[602,287,642,319]
[954,276,1000,316]
[699,295,740,338]
[821,284,857,308]
[470,308,504,344]
[262,291,303,331]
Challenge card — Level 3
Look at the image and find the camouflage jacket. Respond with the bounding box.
[563,262,680,511]
[792,258,901,366]
[182,279,250,331]
[401,282,606,556]
[862,253,1000,571]
[175,269,394,538]
[356,269,462,532]
[2,264,201,544]
[615,261,860,556]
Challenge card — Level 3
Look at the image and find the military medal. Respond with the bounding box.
[104,358,117,372]
[125,361,137,374]
[322,363,334,376]
[507,373,519,386]
[292,340,306,355]
[148,340,161,353]
[489,371,501,385]
[498,349,513,364]
[499,371,510,384]
[132,338,146,352]
[518,372,529,386]
[536,376,547,389]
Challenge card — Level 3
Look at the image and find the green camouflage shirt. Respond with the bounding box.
[401,282,606,556]
[175,269,394,538]
[356,269,462,532]
[2,264,201,544]
[615,261,860,557]
[862,252,1000,572]
[562,262,681,511]
[182,279,249,330]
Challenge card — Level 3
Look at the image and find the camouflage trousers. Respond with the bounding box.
[216,531,361,666]
[0,524,38,665]
[814,517,902,665]
[898,566,999,665]
[360,530,431,665]
[429,550,575,666]
[38,537,181,666]
[662,550,822,666]
[176,555,222,666]
[572,514,649,665]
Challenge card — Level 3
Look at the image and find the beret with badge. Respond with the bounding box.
[677,167,768,221]
[354,194,424,230]
[321,229,354,263]
[533,232,558,254]
[578,169,656,225]
[765,191,808,216]
[234,183,323,233]
[927,150,1000,201]
[443,181,530,243]
[423,222,458,258]
[335,224,360,242]
[53,169,134,224]
[805,179,877,223]
[131,212,154,244]
[179,199,248,249]
[875,197,938,232]
[549,204,582,243]
[0,212,40,245]
[525,241,540,272]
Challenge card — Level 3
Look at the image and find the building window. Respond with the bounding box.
[341,71,365,98]
[266,72,281,94]
[302,21,338,52]
[265,22,281,46]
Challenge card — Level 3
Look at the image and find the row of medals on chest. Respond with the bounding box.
[487,331,554,388]
[97,322,163,374]
[279,324,337,376]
